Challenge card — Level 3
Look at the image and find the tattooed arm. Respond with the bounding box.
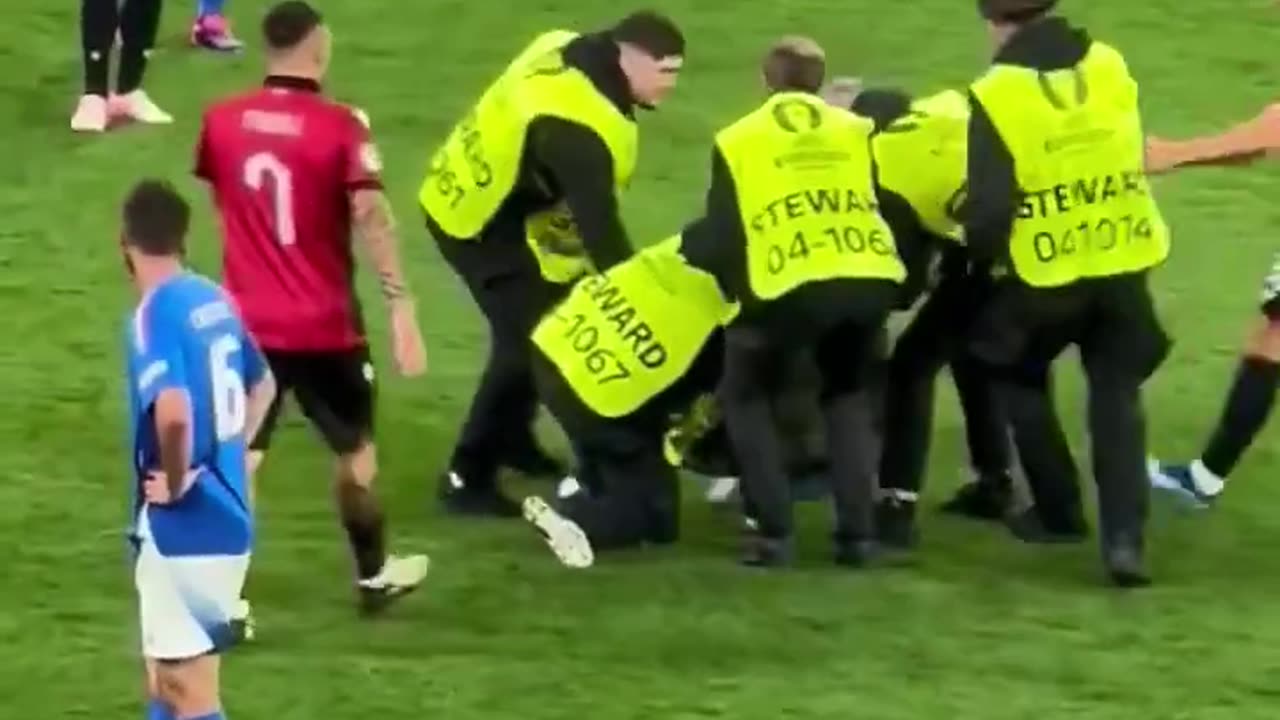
[351,188,427,376]
[352,188,412,302]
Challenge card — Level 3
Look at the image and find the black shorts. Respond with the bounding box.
[251,347,376,455]
[1261,253,1280,320]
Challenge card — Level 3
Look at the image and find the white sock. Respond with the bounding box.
[1189,460,1226,496]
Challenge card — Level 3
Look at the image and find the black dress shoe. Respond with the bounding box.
[1104,543,1152,589]
[500,446,567,480]
[834,539,885,568]
[437,472,521,518]
[875,499,919,551]
[740,534,794,568]
[940,474,1014,521]
[1006,507,1088,544]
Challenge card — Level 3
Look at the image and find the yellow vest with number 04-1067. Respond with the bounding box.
[418,31,639,283]
[715,92,906,303]
[970,41,1170,288]
[872,89,970,242]
[532,235,739,419]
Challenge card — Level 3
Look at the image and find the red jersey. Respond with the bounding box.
[195,76,382,351]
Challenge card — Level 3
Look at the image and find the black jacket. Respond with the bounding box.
[449,32,636,275]
[850,87,960,307]
[965,17,1092,264]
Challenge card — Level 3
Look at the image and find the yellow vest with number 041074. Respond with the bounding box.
[872,90,970,242]
[532,235,739,419]
[715,92,906,302]
[970,42,1170,288]
[418,31,639,283]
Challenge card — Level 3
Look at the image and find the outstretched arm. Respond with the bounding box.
[1146,103,1280,174]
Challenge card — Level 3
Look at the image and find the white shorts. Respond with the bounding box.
[133,511,250,661]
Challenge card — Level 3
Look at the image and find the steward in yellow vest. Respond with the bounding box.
[967,0,1171,588]
[821,81,1018,547]
[683,37,905,569]
[416,12,685,518]
[522,228,737,564]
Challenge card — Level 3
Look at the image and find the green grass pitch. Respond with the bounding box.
[3,1,1280,717]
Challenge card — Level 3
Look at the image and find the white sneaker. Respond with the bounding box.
[522,496,593,569]
[356,554,430,614]
[70,94,108,133]
[109,90,173,125]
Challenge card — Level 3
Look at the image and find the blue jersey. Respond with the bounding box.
[126,272,266,557]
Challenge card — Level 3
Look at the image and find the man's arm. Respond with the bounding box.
[341,108,414,306]
[153,389,193,499]
[531,117,632,271]
[1146,104,1280,174]
[133,304,193,501]
[239,335,276,444]
[193,111,214,182]
[963,93,1018,264]
[877,188,940,309]
[351,188,413,305]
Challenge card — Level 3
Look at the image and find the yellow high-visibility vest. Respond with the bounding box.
[715,91,905,303]
[532,235,738,419]
[419,31,638,283]
[971,41,1170,287]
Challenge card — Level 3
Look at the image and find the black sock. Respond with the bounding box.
[81,0,119,96]
[117,0,163,94]
[1201,357,1280,478]
[336,483,388,580]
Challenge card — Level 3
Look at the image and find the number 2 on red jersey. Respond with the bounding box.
[242,151,296,246]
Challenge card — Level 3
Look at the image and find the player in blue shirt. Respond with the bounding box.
[121,180,276,720]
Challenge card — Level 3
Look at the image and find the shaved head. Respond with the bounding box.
[763,36,825,93]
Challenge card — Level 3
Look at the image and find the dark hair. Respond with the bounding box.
[611,10,684,59]
[122,180,189,257]
[763,38,825,93]
[262,0,324,51]
[978,0,1058,23]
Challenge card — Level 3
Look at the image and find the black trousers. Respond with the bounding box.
[970,272,1170,550]
[532,353,680,550]
[81,0,163,96]
[879,263,1011,496]
[431,214,568,490]
[721,280,897,542]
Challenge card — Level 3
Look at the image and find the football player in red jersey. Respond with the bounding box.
[194,1,428,619]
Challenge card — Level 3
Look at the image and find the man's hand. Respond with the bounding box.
[143,470,195,505]
[821,76,863,109]
[389,299,427,377]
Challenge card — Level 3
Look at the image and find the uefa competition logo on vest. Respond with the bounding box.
[972,42,1169,288]
[715,93,905,302]
[532,236,737,419]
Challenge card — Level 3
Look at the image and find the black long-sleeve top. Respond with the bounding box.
[964,16,1092,264]
[475,32,637,274]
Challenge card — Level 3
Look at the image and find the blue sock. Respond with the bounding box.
[146,699,173,720]
[197,0,226,17]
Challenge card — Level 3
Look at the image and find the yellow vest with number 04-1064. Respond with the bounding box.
[418,31,639,283]
[872,89,970,242]
[532,235,739,419]
[971,41,1170,288]
[715,92,906,303]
